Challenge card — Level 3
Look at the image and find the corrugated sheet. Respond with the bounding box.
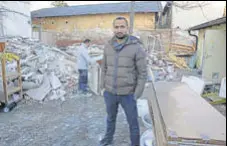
[31,1,162,18]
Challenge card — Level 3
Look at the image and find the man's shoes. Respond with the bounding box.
[99,138,113,146]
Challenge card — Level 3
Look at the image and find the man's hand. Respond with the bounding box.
[101,89,105,96]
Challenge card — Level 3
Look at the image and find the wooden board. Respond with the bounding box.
[147,82,226,145]
[0,42,5,52]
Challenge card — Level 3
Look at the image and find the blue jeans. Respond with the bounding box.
[78,69,88,92]
[102,91,140,146]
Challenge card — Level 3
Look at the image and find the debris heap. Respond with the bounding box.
[0,37,83,102]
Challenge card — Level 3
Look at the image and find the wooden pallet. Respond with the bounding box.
[0,42,23,105]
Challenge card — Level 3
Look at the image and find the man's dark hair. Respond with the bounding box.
[83,39,91,43]
[113,16,129,26]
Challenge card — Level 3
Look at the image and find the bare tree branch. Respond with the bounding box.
[173,1,210,10]
[198,2,209,21]
[0,7,29,18]
[51,1,68,7]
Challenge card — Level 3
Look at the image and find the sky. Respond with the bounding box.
[30,1,226,12]
[30,1,129,11]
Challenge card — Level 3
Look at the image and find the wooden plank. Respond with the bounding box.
[0,72,20,80]
[0,42,5,52]
[171,43,195,51]
[1,55,8,104]
[145,82,168,146]
[152,82,226,145]
[17,60,23,100]
[8,87,21,96]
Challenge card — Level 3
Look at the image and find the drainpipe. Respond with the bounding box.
[188,29,199,70]
[188,30,198,51]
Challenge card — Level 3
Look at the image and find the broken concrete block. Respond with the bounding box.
[22,72,34,80]
[38,68,46,74]
[56,89,66,98]
[48,91,58,100]
[49,72,62,90]
[22,81,40,90]
[26,74,51,101]
[60,96,65,102]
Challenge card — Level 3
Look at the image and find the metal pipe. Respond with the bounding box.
[129,1,135,34]
[188,30,198,51]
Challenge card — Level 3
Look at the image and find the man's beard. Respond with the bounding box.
[115,33,127,39]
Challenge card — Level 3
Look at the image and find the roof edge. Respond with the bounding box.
[188,17,226,31]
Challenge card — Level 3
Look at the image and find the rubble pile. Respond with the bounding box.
[0,37,80,102]
[65,43,104,57]
[148,50,187,82]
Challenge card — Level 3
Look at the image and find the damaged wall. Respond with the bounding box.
[32,29,175,52]
[0,1,31,38]
[32,13,156,32]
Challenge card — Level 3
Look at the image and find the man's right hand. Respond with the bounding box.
[101,89,105,96]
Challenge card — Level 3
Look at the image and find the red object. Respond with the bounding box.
[97,60,102,65]
[0,42,5,52]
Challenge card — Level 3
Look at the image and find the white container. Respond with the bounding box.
[137,99,149,118]
[219,77,226,98]
[142,114,153,129]
[140,129,156,146]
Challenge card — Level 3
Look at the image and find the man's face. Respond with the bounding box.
[113,19,128,39]
[85,42,90,48]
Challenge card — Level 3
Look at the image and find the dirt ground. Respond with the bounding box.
[0,95,147,146]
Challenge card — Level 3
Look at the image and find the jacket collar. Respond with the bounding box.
[109,35,142,51]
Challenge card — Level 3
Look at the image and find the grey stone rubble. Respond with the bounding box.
[0,37,103,102]
[147,49,179,82]
[147,49,200,82]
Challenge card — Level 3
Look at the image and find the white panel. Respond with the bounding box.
[0,1,31,38]
[202,30,226,82]
[88,64,101,95]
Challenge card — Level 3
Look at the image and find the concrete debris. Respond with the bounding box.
[25,74,52,101]
[22,81,40,90]
[148,50,179,81]
[0,36,96,102]
[148,49,199,82]
[65,43,104,58]
[49,72,62,90]
[47,89,66,101]
[88,44,104,56]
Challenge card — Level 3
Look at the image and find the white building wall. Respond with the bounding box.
[172,1,225,30]
[0,1,31,38]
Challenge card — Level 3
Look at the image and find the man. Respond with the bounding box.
[77,39,93,94]
[100,17,147,146]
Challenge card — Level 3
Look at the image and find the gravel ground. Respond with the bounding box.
[0,95,148,146]
[213,104,226,117]
[203,97,226,117]
[0,91,225,146]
